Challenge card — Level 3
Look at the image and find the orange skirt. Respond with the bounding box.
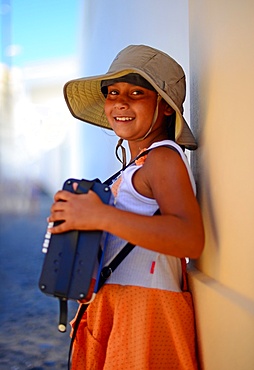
[70,284,198,370]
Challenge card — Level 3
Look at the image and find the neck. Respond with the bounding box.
[128,131,168,160]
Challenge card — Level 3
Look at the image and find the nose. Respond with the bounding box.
[114,95,129,109]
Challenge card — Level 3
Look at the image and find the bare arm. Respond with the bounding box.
[48,148,204,259]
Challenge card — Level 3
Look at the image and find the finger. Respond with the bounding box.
[47,220,68,234]
[54,189,72,202]
[50,201,66,213]
[48,209,65,223]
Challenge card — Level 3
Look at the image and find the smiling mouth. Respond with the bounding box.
[114,116,134,122]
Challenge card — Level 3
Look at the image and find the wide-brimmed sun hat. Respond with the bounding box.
[63,44,197,150]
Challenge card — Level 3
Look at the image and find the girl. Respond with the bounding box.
[48,45,204,369]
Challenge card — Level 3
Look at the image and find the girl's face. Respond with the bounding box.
[104,82,169,142]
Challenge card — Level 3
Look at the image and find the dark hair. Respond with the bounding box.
[166,112,175,140]
[101,73,155,97]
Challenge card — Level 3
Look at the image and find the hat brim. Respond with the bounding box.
[64,68,197,150]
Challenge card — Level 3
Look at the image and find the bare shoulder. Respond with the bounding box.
[145,145,183,169]
[145,146,190,188]
[133,145,195,212]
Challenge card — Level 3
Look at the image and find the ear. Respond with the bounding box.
[164,104,174,116]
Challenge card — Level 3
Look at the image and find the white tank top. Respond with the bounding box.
[99,140,196,292]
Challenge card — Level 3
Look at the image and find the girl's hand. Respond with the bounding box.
[47,184,106,234]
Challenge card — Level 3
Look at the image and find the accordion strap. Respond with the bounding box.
[97,242,135,290]
[104,144,180,186]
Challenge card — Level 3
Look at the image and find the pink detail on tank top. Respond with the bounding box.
[150,261,156,274]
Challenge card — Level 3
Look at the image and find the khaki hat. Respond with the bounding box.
[64,44,197,150]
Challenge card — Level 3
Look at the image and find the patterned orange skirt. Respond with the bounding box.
[70,284,198,370]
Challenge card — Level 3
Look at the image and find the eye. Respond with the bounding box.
[105,90,118,100]
[106,88,119,99]
[131,89,144,96]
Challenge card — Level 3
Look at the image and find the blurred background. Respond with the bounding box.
[0,0,82,210]
[0,0,190,205]
[0,1,190,368]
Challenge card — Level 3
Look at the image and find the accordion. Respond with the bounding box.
[38,178,111,331]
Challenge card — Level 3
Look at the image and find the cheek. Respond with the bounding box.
[104,101,115,129]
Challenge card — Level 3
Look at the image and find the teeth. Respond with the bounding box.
[115,117,133,121]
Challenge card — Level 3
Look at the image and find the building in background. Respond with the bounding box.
[0,0,81,211]
[0,57,80,211]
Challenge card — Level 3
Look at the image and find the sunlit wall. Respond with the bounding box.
[189,1,254,369]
